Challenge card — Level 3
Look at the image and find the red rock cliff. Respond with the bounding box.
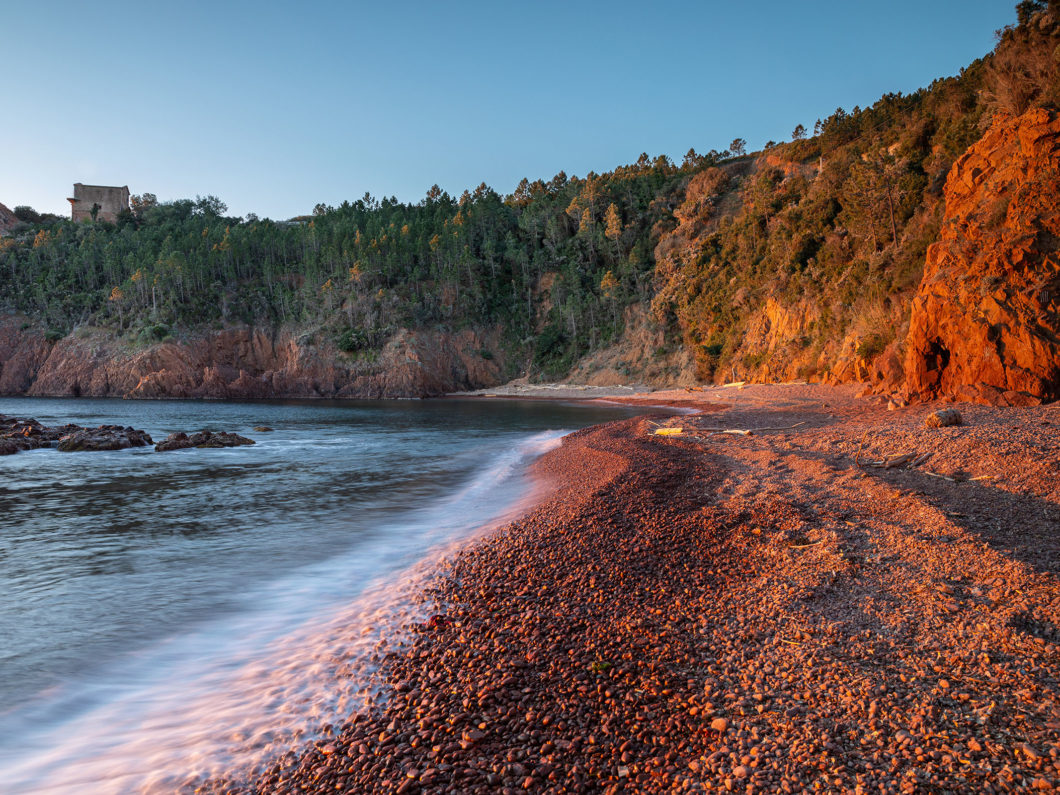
[904,108,1060,406]
[0,322,506,399]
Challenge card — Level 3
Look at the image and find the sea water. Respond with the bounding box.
[0,397,639,793]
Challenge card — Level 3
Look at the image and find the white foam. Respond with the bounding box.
[0,430,567,794]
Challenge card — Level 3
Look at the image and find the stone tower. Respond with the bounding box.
[68,183,130,223]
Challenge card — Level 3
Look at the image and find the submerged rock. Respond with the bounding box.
[56,425,153,452]
[154,430,255,452]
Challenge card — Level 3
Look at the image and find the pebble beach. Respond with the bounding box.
[205,384,1060,794]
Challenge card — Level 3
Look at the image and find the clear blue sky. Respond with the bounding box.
[2,1,1015,220]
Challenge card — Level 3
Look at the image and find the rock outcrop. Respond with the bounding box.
[904,108,1060,406]
[155,430,254,451]
[0,322,508,399]
[0,415,82,453]
[0,203,18,236]
[56,426,153,452]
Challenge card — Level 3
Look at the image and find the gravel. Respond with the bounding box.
[199,385,1060,794]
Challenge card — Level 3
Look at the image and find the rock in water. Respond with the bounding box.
[197,431,255,448]
[925,408,963,428]
[56,425,153,452]
[154,431,195,452]
[154,430,255,452]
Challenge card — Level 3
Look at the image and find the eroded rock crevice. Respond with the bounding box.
[904,108,1060,406]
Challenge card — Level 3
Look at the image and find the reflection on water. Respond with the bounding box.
[0,397,639,793]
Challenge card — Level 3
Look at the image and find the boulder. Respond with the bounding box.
[925,408,963,428]
[154,431,195,452]
[1,415,89,453]
[195,431,255,448]
[56,425,153,452]
[154,430,255,452]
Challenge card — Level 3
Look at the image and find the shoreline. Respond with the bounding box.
[212,384,1059,793]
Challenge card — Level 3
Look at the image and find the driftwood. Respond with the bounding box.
[924,471,956,482]
[858,448,937,470]
[883,452,916,468]
[854,432,869,467]
[697,421,807,437]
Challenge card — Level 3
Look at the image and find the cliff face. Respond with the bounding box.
[0,203,18,235]
[650,155,910,391]
[0,320,507,399]
[904,108,1060,406]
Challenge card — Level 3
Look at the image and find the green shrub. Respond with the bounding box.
[336,328,368,352]
[136,324,170,344]
[337,327,389,353]
[856,333,887,360]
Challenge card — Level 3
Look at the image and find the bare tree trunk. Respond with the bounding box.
[886,187,898,248]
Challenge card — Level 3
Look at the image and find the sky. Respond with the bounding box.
[2,1,1016,220]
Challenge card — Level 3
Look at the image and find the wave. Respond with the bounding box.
[0,430,568,794]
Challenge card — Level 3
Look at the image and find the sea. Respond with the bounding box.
[0,396,641,793]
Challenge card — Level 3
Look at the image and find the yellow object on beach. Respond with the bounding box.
[654,427,682,436]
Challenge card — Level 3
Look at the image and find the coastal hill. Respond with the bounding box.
[0,203,18,236]
[0,3,1057,404]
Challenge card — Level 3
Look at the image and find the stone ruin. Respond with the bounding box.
[68,183,130,223]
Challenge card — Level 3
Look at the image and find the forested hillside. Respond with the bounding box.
[2,1,1058,400]
[651,0,1059,389]
[1,158,709,380]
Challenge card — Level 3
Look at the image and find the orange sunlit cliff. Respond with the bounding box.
[904,108,1060,405]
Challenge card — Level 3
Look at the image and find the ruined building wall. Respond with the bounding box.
[68,184,130,223]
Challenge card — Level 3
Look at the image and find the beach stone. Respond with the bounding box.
[711,717,730,733]
[925,408,962,428]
